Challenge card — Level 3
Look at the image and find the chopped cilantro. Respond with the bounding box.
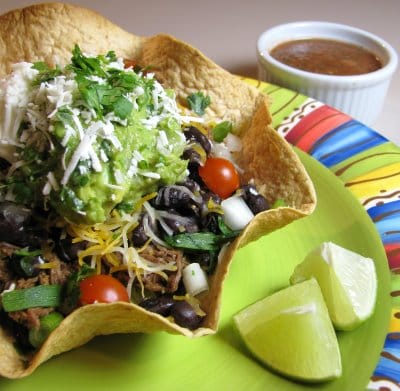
[11,182,33,204]
[59,187,85,213]
[66,45,138,120]
[55,107,75,127]
[115,201,134,213]
[113,96,133,119]
[68,45,107,78]
[164,229,240,251]
[138,160,148,170]
[63,263,95,312]
[187,92,211,116]
[217,215,234,235]
[212,121,233,143]
[32,62,62,85]
[70,170,89,187]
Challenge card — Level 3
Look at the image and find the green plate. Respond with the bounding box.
[0,150,391,390]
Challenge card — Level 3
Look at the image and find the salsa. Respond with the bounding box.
[270,38,382,76]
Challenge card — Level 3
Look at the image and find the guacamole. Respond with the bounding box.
[4,46,191,224]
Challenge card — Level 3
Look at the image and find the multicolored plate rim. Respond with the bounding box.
[244,77,400,390]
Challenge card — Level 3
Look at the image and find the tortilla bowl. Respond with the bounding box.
[0,2,316,378]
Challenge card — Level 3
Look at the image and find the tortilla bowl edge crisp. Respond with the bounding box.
[0,2,316,378]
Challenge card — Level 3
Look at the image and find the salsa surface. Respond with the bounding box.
[270,38,382,76]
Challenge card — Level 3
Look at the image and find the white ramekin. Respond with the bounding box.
[257,21,398,126]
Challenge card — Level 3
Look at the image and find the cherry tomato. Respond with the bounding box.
[79,274,129,305]
[198,157,240,199]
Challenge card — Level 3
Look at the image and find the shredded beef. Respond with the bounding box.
[0,243,75,333]
[8,307,53,329]
[0,258,12,287]
[0,241,18,258]
[140,244,188,293]
[0,242,18,290]
[39,271,50,285]
[15,276,38,289]
[50,261,72,285]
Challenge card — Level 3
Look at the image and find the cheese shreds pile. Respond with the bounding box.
[67,193,179,298]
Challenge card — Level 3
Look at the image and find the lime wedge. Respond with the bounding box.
[233,279,342,382]
[290,242,377,330]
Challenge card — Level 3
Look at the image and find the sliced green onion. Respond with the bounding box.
[212,121,233,143]
[1,284,62,312]
[272,198,287,208]
[182,263,209,296]
[29,312,64,348]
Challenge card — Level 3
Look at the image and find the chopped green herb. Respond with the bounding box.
[68,45,107,78]
[115,201,134,213]
[217,216,234,235]
[113,96,133,119]
[212,121,233,143]
[66,45,139,120]
[164,229,240,251]
[187,92,211,116]
[55,107,75,127]
[32,62,62,85]
[70,170,90,187]
[63,263,95,312]
[138,160,148,170]
[59,187,85,213]
[11,182,33,204]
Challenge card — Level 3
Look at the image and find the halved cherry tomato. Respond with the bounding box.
[79,274,129,305]
[198,157,240,199]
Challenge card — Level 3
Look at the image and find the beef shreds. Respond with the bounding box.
[0,243,75,336]
[50,261,73,285]
[140,244,188,293]
[8,307,53,330]
[0,241,18,258]
[16,276,38,290]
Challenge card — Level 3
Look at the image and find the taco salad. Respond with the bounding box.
[0,3,316,378]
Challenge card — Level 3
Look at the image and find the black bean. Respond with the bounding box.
[154,185,203,216]
[130,215,150,247]
[182,148,202,166]
[192,251,218,274]
[184,126,212,155]
[240,185,270,214]
[201,212,220,234]
[0,202,42,246]
[138,296,175,316]
[170,300,202,330]
[154,185,192,208]
[180,178,201,194]
[162,210,199,234]
[55,237,86,263]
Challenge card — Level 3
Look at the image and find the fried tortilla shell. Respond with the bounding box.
[0,2,316,378]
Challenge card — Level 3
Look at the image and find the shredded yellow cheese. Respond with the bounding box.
[65,192,177,298]
[38,260,60,269]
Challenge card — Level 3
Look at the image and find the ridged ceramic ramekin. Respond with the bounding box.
[257,21,398,126]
